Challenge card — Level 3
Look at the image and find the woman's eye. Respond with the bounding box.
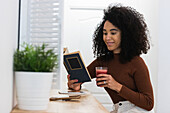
[103,33,107,35]
[103,32,116,35]
[111,32,116,35]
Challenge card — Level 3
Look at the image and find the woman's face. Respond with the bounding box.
[103,20,121,54]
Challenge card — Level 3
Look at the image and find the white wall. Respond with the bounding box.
[157,0,170,112]
[0,0,18,113]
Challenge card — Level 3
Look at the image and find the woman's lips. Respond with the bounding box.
[107,42,114,46]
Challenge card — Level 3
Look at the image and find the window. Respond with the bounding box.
[19,0,63,89]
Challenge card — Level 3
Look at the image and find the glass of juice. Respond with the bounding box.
[95,67,108,86]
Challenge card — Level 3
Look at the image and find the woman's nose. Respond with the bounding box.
[106,33,112,39]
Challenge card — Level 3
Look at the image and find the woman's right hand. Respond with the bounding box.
[67,75,82,91]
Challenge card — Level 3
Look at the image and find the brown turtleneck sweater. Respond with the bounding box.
[87,54,154,111]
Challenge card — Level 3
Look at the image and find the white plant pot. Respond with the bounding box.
[15,72,53,110]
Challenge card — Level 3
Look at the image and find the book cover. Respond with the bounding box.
[63,51,91,83]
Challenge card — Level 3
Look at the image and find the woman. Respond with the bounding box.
[67,4,154,113]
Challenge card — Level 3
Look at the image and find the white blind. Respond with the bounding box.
[28,0,60,49]
[27,0,61,89]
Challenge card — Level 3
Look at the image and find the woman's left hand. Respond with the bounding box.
[96,74,122,93]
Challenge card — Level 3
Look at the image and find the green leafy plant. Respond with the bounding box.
[14,43,58,72]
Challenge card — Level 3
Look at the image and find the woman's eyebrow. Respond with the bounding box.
[110,29,118,31]
[103,29,118,31]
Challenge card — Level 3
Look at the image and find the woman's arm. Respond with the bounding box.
[118,57,154,111]
[96,57,154,111]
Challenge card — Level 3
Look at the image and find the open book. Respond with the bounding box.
[63,51,91,83]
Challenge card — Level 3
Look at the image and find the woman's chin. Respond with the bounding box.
[107,47,121,53]
[107,47,114,51]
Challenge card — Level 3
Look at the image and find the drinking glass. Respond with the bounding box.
[95,67,108,86]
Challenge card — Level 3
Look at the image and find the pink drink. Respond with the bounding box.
[96,69,107,75]
[95,67,108,86]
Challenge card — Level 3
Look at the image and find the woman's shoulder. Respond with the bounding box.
[132,56,143,61]
[130,56,147,67]
[129,56,149,77]
[125,56,148,76]
[88,56,108,66]
[88,57,101,66]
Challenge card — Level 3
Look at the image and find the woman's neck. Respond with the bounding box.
[113,48,121,54]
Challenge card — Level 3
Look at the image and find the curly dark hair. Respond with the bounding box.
[93,4,150,63]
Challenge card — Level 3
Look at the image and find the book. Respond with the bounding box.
[63,51,91,83]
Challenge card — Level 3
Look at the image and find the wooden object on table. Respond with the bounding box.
[11,89,110,113]
[49,95,81,101]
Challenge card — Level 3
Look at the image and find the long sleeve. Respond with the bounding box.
[86,55,154,111]
[118,57,154,111]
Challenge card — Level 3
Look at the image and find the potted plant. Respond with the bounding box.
[14,43,58,110]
